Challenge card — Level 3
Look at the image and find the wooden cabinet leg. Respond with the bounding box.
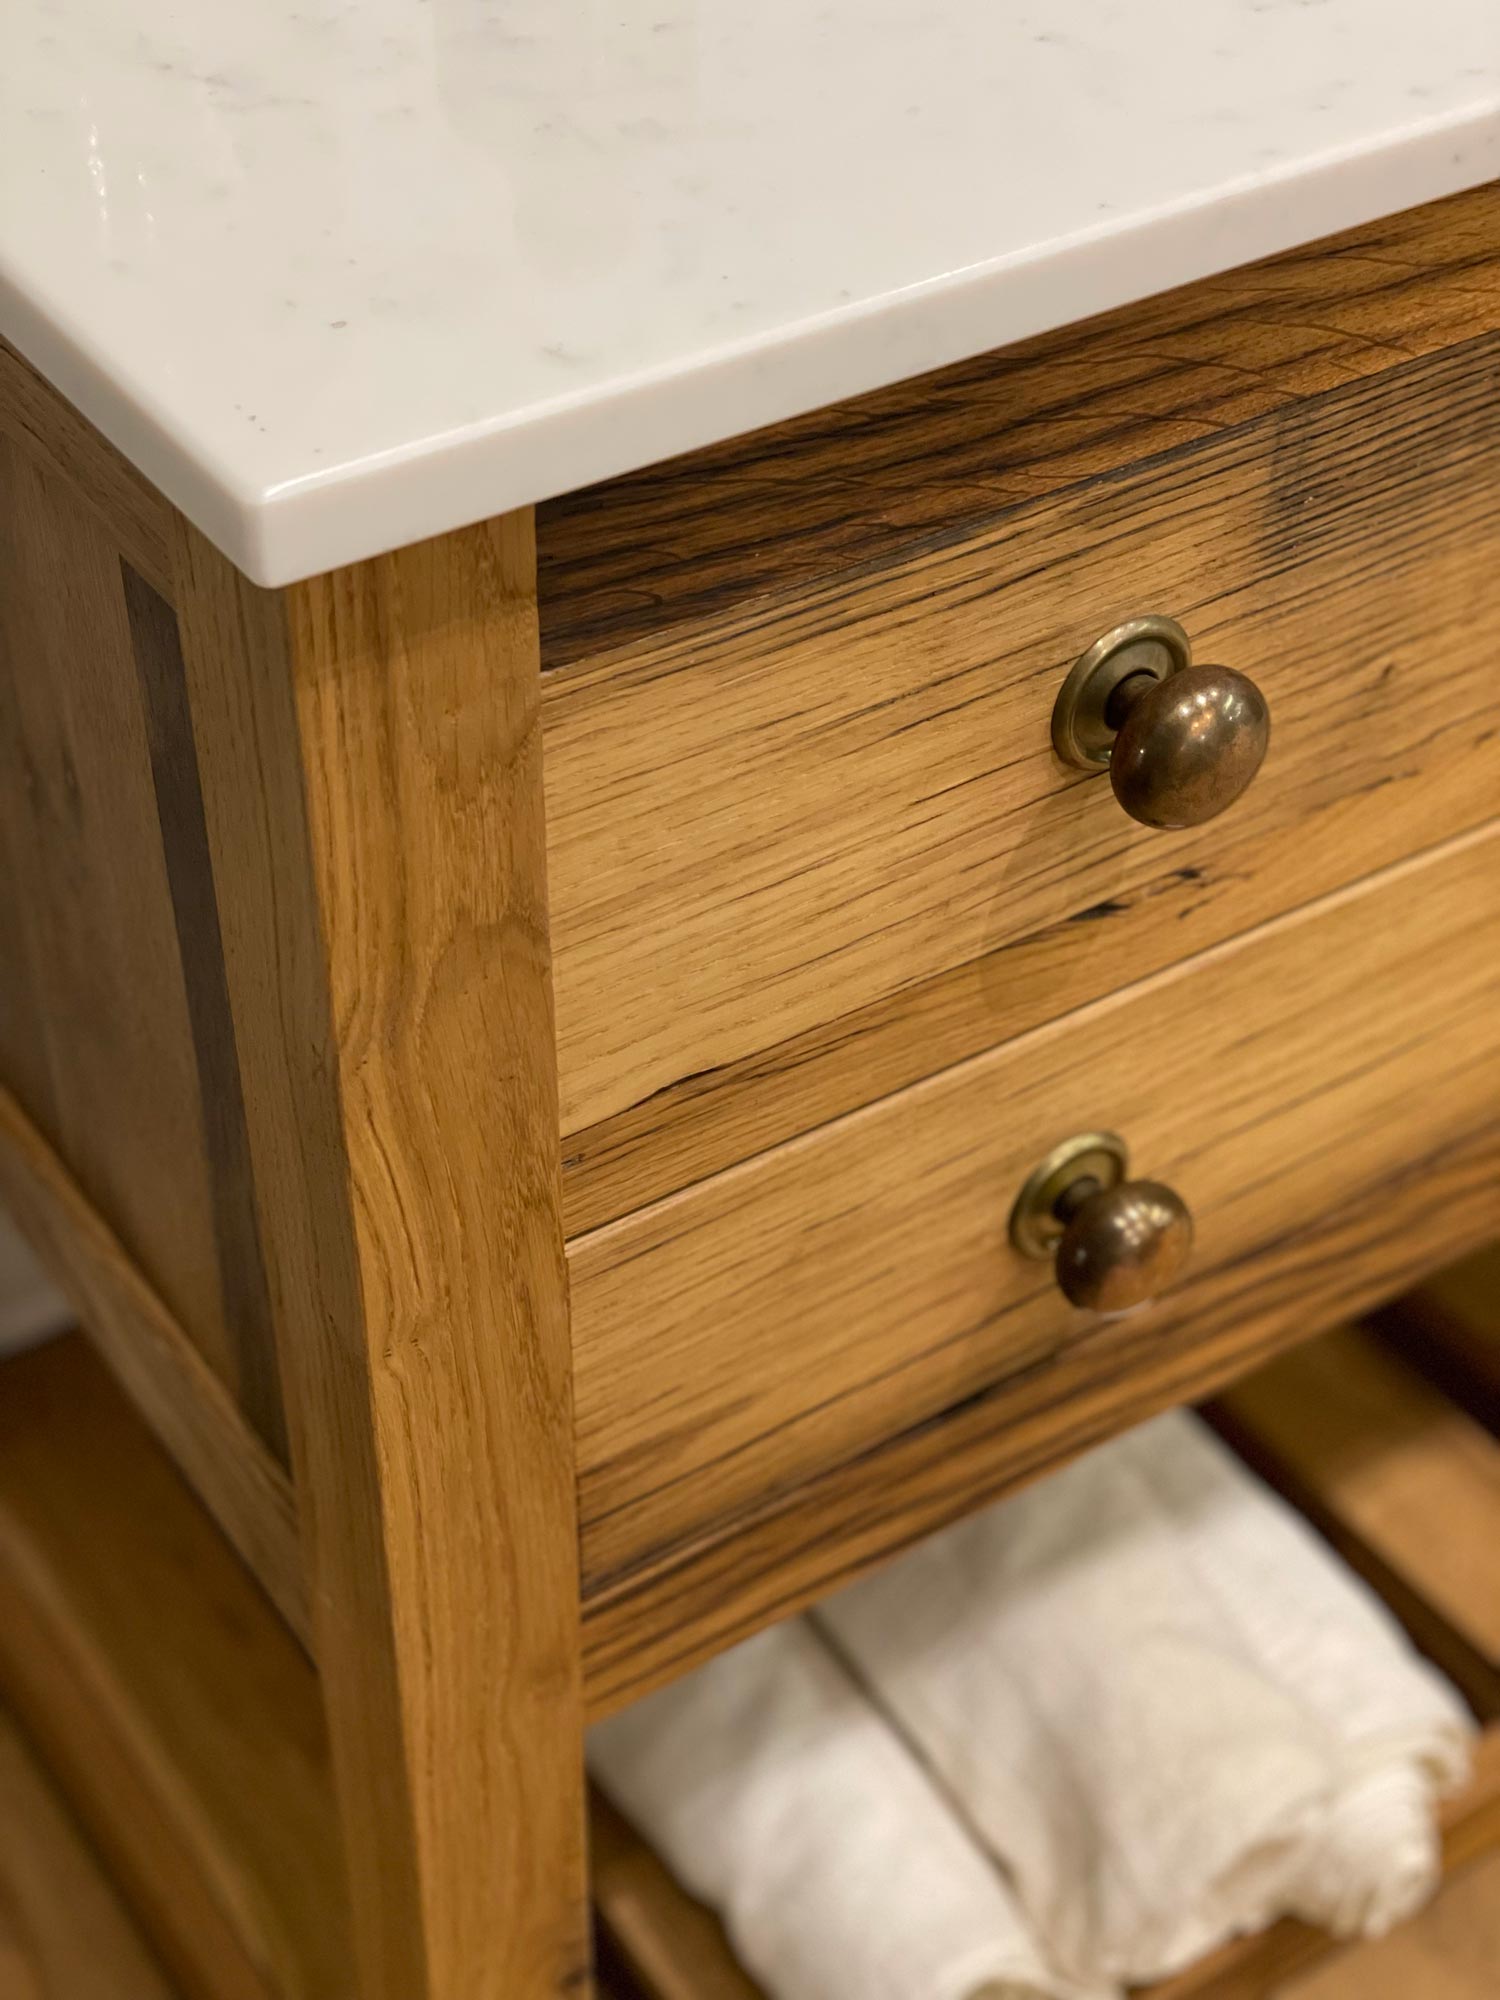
[171,511,589,2000]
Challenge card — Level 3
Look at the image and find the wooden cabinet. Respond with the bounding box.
[0,182,1498,2000]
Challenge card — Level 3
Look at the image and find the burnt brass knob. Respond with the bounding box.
[1053,1178,1193,1312]
[1009,1131,1194,1315]
[1051,615,1270,830]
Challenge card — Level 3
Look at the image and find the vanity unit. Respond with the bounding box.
[1,6,1499,1996]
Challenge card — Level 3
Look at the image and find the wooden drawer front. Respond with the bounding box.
[569,823,1500,1594]
[543,330,1500,1233]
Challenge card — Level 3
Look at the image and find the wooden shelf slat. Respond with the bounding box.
[592,1791,762,2000]
[1207,1324,1500,1719]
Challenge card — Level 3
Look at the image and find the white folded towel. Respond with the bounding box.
[818,1410,1473,1989]
[1127,1413,1469,1940]
[590,1620,1110,2000]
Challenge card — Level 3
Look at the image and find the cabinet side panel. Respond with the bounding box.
[0,438,287,1455]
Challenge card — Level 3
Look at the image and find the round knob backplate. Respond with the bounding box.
[1051,615,1192,769]
[1008,1130,1128,1260]
[1051,614,1270,830]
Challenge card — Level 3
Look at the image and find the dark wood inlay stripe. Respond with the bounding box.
[0,745,60,1144]
[122,563,287,1461]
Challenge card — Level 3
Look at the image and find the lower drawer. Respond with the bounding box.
[570,822,1500,1596]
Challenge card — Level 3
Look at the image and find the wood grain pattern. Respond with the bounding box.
[546,330,1500,1230]
[1209,1328,1500,1719]
[571,823,1500,1601]
[172,513,589,2000]
[0,440,287,1444]
[14,986,1490,1732]
[538,184,1500,669]
[0,1334,349,2000]
[0,337,173,602]
[0,1083,307,1644]
[0,1706,181,2000]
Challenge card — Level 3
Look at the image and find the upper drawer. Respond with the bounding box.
[540,305,1500,1231]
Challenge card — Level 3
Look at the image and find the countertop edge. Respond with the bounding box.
[7,113,1499,590]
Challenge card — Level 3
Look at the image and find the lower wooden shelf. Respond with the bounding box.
[592,1737,1500,2000]
[593,1315,1500,2000]
[0,1294,1497,2000]
[0,1701,180,1999]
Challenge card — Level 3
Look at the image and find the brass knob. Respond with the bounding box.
[1053,1178,1193,1312]
[1051,615,1270,829]
[1009,1131,1194,1315]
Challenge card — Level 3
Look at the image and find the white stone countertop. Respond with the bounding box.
[3,1,1497,585]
